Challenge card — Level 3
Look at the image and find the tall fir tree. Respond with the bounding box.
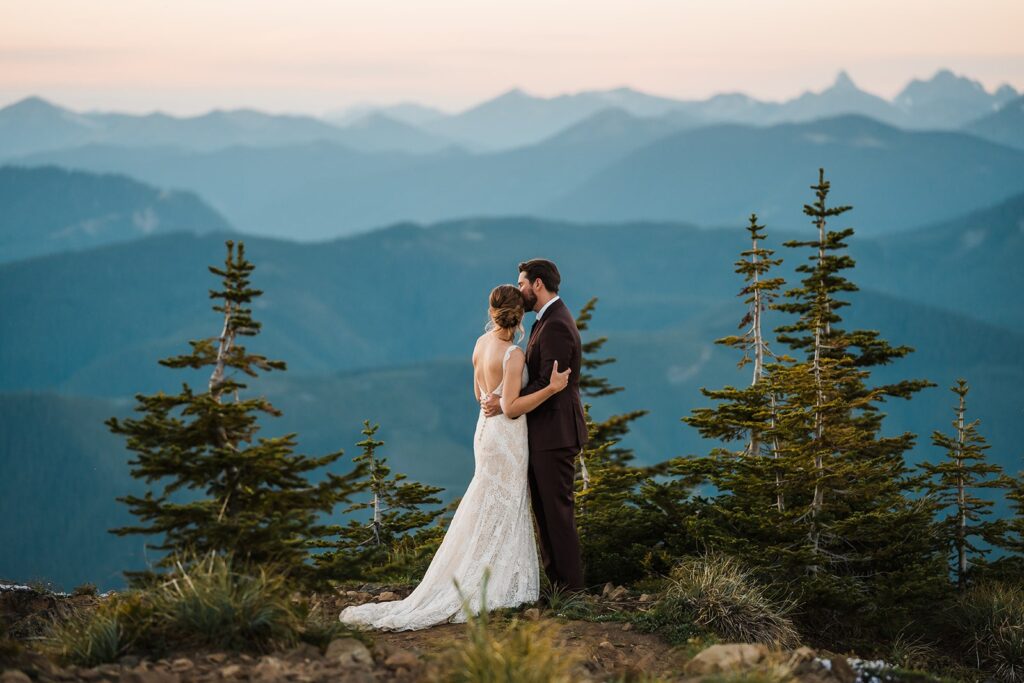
[681,171,945,646]
[768,168,942,637]
[575,297,649,468]
[314,420,445,582]
[684,213,786,506]
[999,468,1024,582]
[572,298,661,586]
[682,214,809,566]
[920,379,1006,591]
[106,240,367,589]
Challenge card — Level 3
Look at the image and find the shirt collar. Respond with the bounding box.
[536,295,560,321]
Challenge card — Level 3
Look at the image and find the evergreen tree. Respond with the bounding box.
[767,168,941,635]
[1005,472,1024,557]
[106,240,366,589]
[314,420,445,581]
[684,213,786,509]
[572,298,660,586]
[920,379,1005,591]
[681,214,813,572]
[997,468,1024,583]
[575,297,648,468]
[681,171,944,645]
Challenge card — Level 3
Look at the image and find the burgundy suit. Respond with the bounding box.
[521,297,588,591]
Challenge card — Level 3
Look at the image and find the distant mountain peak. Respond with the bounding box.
[3,95,65,114]
[495,87,532,101]
[995,84,1020,101]
[832,70,858,91]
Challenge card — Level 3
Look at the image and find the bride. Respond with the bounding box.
[338,284,571,631]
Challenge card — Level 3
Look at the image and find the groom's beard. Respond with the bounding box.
[522,291,537,311]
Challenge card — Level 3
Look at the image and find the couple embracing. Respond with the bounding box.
[340,258,589,631]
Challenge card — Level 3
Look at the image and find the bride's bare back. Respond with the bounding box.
[472,333,514,398]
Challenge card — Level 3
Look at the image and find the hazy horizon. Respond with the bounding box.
[2,0,1023,117]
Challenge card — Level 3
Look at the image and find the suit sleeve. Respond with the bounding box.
[521,318,575,397]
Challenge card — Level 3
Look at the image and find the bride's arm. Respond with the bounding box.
[499,349,570,419]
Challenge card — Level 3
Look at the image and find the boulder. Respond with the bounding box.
[0,671,32,683]
[384,649,420,670]
[684,643,770,675]
[325,637,373,667]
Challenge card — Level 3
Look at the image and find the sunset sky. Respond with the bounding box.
[2,0,1022,116]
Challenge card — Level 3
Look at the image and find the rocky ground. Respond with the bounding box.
[1,582,915,683]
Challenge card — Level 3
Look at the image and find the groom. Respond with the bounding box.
[482,258,588,593]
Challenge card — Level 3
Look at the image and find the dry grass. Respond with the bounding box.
[45,552,307,665]
[649,553,799,648]
[958,582,1024,683]
[429,570,578,683]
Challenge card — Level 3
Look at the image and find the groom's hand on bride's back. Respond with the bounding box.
[481,393,503,417]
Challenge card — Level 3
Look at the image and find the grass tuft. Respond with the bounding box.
[46,552,308,665]
[957,582,1024,683]
[641,553,798,648]
[429,569,577,682]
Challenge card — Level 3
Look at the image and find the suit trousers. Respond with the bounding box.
[527,444,584,592]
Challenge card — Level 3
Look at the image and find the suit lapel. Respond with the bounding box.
[527,316,545,361]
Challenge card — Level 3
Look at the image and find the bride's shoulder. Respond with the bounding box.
[472,334,488,357]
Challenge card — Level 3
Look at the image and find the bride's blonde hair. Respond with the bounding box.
[485,284,526,342]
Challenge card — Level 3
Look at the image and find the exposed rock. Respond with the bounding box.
[218,663,243,678]
[377,591,399,602]
[325,637,373,666]
[383,649,420,669]
[347,591,372,602]
[0,671,32,683]
[684,643,769,675]
[205,653,227,665]
[169,658,193,673]
[789,646,817,666]
[523,608,541,621]
[118,669,181,683]
[607,586,629,601]
[621,622,633,631]
[638,594,652,602]
[252,656,284,679]
[829,656,857,683]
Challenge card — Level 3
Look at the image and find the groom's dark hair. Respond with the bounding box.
[518,259,560,293]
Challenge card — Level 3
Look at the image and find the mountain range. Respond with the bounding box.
[1,69,1018,160]
[10,112,1024,241]
[0,165,232,263]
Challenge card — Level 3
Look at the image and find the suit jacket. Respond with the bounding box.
[522,298,589,452]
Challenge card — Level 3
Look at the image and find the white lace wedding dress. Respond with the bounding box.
[338,344,540,631]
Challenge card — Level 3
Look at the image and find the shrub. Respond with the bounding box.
[647,553,798,648]
[958,583,1024,682]
[46,601,127,667]
[47,552,307,665]
[150,552,302,653]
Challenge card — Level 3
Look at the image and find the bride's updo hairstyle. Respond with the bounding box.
[486,284,526,341]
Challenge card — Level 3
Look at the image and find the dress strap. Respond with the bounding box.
[502,344,523,369]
